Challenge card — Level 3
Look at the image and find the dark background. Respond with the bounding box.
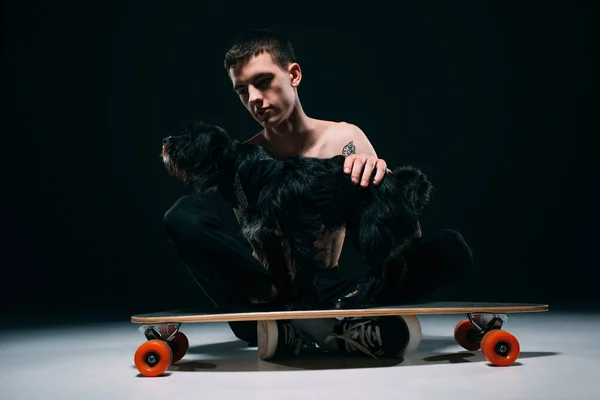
[2,1,596,321]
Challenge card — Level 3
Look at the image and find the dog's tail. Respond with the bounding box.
[390,165,433,214]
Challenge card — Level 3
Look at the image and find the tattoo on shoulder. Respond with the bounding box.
[342,141,356,156]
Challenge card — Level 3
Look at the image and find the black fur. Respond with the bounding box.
[162,121,434,310]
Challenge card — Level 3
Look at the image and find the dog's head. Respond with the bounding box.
[161,121,238,190]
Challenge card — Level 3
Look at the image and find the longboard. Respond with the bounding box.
[131,301,549,377]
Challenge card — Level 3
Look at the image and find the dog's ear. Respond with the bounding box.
[188,120,209,133]
[390,165,433,212]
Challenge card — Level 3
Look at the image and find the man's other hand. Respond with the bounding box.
[343,153,388,187]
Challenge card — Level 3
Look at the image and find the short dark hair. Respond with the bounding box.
[224,29,297,71]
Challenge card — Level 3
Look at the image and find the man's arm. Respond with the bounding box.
[339,123,422,238]
[338,123,388,187]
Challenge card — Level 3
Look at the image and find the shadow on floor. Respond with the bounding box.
[518,351,561,360]
[134,337,560,373]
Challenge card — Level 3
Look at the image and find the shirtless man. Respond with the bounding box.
[163,29,474,360]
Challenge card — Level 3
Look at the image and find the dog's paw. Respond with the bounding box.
[333,275,383,309]
[333,290,371,310]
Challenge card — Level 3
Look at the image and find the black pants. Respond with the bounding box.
[163,191,476,344]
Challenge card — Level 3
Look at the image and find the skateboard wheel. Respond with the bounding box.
[454,319,481,351]
[134,339,173,377]
[481,330,520,366]
[168,332,189,363]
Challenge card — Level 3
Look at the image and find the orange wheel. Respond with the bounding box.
[134,339,173,377]
[169,332,189,363]
[481,330,520,366]
[454,319,481,351]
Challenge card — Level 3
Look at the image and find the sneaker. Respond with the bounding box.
[324,316,422,358]
[257,320,315,360]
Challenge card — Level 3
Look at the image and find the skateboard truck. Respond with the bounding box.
[467,313,508,334]
[139,323,182,342]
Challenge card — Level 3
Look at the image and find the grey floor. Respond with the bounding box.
[1,310,599,400]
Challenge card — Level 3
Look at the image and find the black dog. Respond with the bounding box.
[161,121,433,310]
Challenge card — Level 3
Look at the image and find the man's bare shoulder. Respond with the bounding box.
[323,121,376,157]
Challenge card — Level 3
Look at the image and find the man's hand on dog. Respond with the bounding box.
[344,153,423,238]
[343,153,392,187]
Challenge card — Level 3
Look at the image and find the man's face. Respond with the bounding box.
[229,52,298,128]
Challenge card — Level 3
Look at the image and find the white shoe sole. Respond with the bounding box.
[400,315,422,355]
[257,320,279,360]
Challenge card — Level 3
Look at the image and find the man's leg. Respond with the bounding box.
[163,191,275,344]
[286,229,474,360]
[388,228,477,304]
